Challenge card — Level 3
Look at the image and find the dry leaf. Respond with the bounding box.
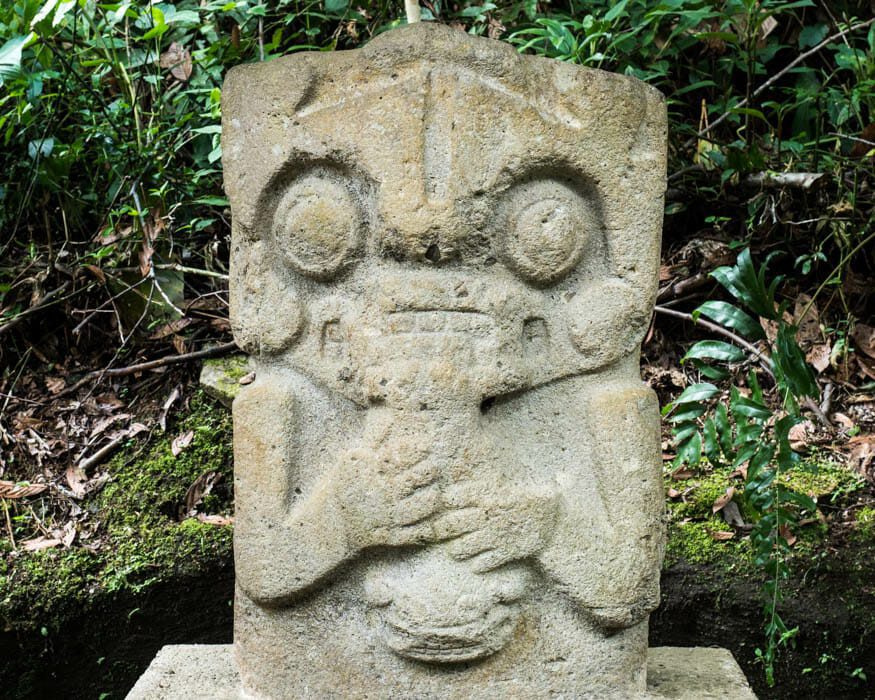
[22,536,62,552]
[0,480,47,499]
[671,466,696,480]
[238,371,256,386]
[658,265,674,282]
[172,334,187,355]
[45,377,65,395]
[788,420,815,451]
[712,486,736,513]
[806,343,831,373]
[721,501,746,528]
[667,487,681,499]
[61,521,76,547]
[197,513,233,526]
[709,530,735,541]
[857,356,875,382]
[759,15,778,40]
[778,523,797,547]
[182,470,222,518]
[794,294,821,345]
[848,434,875,479]
[210,317,231,333]
[83,264,106,283]
[158,42,192,82]
[139,242,154,277]
[159,385,181,432]
[850,122,875,158]
[833,412,856,431]
[66,464,88,499]
[852,323,875,359]
[171,429,195,457]
[95,392,125,410]
[149,318,192,340]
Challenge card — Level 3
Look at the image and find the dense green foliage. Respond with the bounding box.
[0,0,872,291]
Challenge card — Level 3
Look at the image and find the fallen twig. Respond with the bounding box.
[77,433,128,472]
[57,341,239,397]
[802,396,832,430]
[742,172,825,190]
[657,272,713,302]
[654,305,775,380]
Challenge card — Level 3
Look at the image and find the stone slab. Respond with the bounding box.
[127,645,757,699]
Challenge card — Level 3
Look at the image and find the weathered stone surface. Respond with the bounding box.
[199,355,251,407]
[128,645,758,699]
[220,20,670,699]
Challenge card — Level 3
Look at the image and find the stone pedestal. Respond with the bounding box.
[128,645,757,699]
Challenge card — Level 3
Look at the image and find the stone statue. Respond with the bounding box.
[225,21,664,698]
[129,22,758,700]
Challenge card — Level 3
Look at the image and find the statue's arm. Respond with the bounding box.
[233,375,446,606]
[233,376,352,605]
[536,381,665,629]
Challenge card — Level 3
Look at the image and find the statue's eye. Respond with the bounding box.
[500,181,594,285]
[272,175,363,280]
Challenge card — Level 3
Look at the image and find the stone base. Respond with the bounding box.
[127,645,757,699]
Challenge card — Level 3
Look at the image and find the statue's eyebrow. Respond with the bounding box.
[295,69,582,131]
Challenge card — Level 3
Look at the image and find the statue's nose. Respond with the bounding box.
[377,194,465,265]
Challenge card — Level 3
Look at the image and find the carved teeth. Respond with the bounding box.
[387,310,492,335]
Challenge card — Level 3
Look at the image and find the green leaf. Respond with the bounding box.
[668,404,707,423]
[798,23,828,49]
[672,382,719,405]
[702,417,721,463]
[28,137,54,159]
[676,431,702,466]
[773,323,819,400]
[715,402,733,455]
[673,423,700,443]
[0,34,34,86]
[325,0,349,14]
[730,394,771,421]
[603,0,630,21]
[711,248,781,321]
[194,196,229,206]
[778,485,816,512]
[690,358,729,381]
[31,0,59,28]
[695,300,766,340]
[683,340,747,364]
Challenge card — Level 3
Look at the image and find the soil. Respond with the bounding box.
[1,543,872,699]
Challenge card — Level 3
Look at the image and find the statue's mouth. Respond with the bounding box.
[386,309,493,336]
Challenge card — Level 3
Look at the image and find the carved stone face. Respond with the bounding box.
[224,23,667,698]
[226,31,665,408]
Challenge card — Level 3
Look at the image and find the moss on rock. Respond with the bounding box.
[0,391,234,634]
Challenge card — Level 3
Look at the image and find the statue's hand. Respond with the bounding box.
[328,443,444,551]
[433,480,561,573]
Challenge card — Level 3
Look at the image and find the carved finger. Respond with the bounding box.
[470,548,514,574]
[385,520,435,547]
[441,482,484,509]
[447,530,495,560]
[430,508,482,540]
[386,437,429,470]
[394,461,440,496]
[393,484,442,526]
